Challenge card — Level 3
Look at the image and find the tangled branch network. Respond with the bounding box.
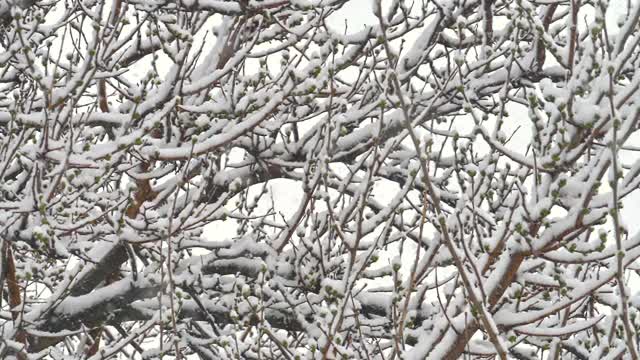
[1,0,640,359]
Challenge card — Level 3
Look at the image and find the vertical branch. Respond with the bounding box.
[97,0,123,114]
[87,2,124,357]
[567,0,581,71]
[97,80,110,113]
[606,34,639,359]
[5,245,27,354]
[536,4,558,70]
[482,0,493,48]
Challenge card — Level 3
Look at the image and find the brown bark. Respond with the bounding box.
[5,246,27,359]
[536,4,558,70]
[97,0,123,114]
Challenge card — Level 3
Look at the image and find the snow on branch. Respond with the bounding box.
[1,0,640,359]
